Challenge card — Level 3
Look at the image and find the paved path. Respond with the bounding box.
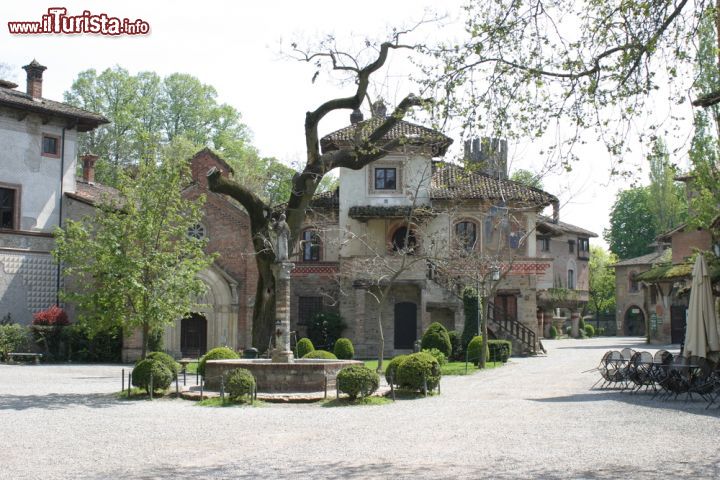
[1,337,719,479]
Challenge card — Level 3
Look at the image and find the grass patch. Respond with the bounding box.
[322,396,392,407]
[116,387,173,400]
[364,359,504,375]
[196,397,262,407]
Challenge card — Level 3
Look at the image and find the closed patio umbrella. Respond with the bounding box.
[684,254,720,358]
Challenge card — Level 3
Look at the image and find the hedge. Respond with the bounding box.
[466,336,490,365]
[198,347,239,376]
[395,351,441,392]
[337,365,379,400]
[420,322,452,358]
[297,338,315,358]
[225,368,256,402]
[333,338,354,360]
[487,340,512,363]
[302,349,337,360]
[132,359,173,394]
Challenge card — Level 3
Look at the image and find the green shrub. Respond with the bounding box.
[461,288,479,349]
[296,338,315,358]
[385,355,408,385]
[422,348,447,366]
[302,349,337,360]
[396,352,441,392]
[145,351,180,377]
[420,322,452,358]
[584,324,595,337]
[578,317,586,330]
[549,326,558,339]
[198,347,239,376]
[487,340,512,363]
[337,365,379,400]
[447,330,463,361]
[307,312,346,349]
[0,324,31,361]
[225,368,256,402]
[132,359,173,394]
[466,336,490,365]
[333,338,354,360]
[564,325,572,335]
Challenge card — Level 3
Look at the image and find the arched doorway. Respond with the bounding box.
[181,313,207,358]
[394,302,417,349]
[624,306,646,336]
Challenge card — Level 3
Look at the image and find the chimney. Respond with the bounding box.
[464,137,508,179]
[81,154,99,184]
[371,99,387,118]
[22,59,47,99]
[552,200,560,224]
[350,108,364,125]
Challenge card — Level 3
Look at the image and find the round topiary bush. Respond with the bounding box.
[396,351,441,392]
[337,365,379,400]
[420,322,452,358]
[145,351,180,377]
[421,347,447,366]
[198,347,239,377]
[487,340,512,363]
[225,368,256,402]
[333,338,354,360]
[132,359,173,394]
[296,338,315,358]
[584,324,596,337]
[549,325,558,339]
[385,355,408,385]
[302,349,337,360]
[466,336,490,365]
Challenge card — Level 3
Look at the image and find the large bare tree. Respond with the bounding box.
[207,35,428,348]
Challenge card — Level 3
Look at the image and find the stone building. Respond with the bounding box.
[535,217,598,336]
[0,60,107,324]
[281,108,596,357]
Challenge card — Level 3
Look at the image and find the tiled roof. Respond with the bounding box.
[537,216,598,238]
[275,188,339,213]
[65,181,121,206]
[0,86,108,132]
[430,163,557,207]
[613,250,667,267]
[320,117,453,156]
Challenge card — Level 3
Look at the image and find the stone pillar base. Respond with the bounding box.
[271,349,294,363]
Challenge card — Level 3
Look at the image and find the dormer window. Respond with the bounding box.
[374,167,397,190]
[41,134,60,158]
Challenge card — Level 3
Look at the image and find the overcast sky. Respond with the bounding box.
[4,0,691,249]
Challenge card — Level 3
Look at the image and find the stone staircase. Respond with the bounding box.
[426,260,537,355]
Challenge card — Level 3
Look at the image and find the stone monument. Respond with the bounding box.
[271,214,294,363]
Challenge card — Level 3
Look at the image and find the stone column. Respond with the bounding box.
[354,288,366,354]
[271,262,295,363]
[570,310,580,338]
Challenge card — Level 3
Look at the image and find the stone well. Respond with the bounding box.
[204,358,363,393]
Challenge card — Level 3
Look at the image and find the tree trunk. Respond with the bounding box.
[376,309,385,373]
[252,254,276,351]
[141,323,149,360]
[479,295,488,369]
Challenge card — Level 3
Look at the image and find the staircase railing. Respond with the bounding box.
[487,301,536,354]
[427,260,537,354]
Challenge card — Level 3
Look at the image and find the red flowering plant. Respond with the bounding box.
[32,305,70,326]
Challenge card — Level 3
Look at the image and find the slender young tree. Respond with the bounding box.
[53,142,214,358]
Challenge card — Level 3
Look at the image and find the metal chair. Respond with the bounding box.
[687,355,715,403]
[627,351,654,394]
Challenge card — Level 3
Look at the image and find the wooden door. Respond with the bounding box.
[181,314,207,358]
[394,302,417,349]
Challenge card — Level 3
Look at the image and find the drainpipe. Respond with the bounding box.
[55,127,66,306]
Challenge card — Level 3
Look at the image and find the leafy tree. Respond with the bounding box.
[646,138,687,233]
[604,187,657,260]
[421,0,716,177]
[688,11,720,229]
[588,246,617,317]
[64,67,253,186]
[53,142,214,358]
[510,169,543,189]
[207,34,428,348]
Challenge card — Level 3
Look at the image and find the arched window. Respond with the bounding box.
[302,229,321,262]
[392,226,417,254]
[567,269,575,289]
[455,221,477,252]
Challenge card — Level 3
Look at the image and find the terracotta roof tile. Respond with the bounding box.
[537,216,598,238]
[320,117,453,156]
[0,87,108,132]
[430,163,557,207]
[66,181,121,206]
